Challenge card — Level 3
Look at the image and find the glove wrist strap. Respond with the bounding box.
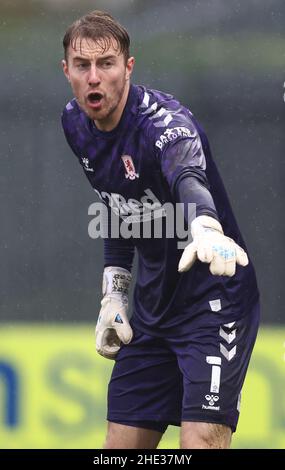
[191,215,223,237]
[102,266,132,297]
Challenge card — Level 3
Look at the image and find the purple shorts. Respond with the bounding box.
[107,301,260,433]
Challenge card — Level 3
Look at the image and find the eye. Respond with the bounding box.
[77,63,89,69]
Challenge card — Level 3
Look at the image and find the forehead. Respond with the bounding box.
[69,36,121,60]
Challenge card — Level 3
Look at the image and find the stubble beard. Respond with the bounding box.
[93,80,127,127]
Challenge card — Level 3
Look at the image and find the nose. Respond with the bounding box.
[88,64,101,87]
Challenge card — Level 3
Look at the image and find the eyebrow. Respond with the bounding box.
[72,54,118,62]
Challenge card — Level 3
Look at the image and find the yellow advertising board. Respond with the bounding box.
[0,325,284,448]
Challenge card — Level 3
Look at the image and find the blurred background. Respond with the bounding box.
[0,0,284,449]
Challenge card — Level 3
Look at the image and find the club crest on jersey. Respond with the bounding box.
[121,155,139,180]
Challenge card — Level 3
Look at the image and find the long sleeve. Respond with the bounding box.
[160,134,219,223]
[104,237,135,272]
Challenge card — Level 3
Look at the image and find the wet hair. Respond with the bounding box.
[63,10,130,64]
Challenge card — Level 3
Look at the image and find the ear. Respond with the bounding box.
[125,56,135,81]
[62,59,71,82]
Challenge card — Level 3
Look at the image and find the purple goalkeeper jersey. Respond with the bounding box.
[62,84,259,336]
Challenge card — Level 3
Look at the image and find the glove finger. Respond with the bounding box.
[114,320,133,344]
[224,259,236,277]
[95,328,104,350]
[96,328,120,359]
[178,242,197,272]
[210,254,225,275]
[235,244,249,266]
[97,347,119,360]
[197,241,214,263]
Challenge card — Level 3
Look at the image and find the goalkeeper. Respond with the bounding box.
[61,10,260,449]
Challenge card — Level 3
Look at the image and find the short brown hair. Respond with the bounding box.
[63,10,130,64]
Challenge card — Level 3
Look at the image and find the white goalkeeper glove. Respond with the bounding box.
[178,215,248,277]
[95,266,133,360]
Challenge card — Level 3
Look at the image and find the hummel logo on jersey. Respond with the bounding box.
[81,157,94,172]
[121,155,139,180]
[202,394,220,411]
[205,395,219,406]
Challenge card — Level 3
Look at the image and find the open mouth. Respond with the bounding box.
[87,92,103,104]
